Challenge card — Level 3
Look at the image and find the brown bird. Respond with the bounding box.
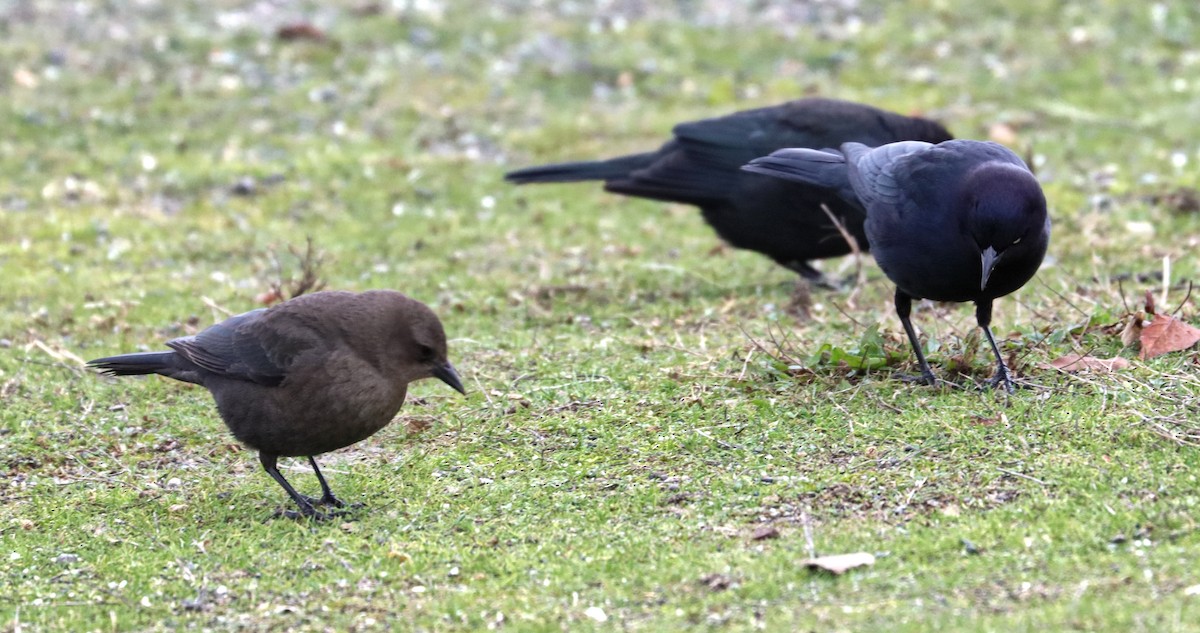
[88,290,466,520]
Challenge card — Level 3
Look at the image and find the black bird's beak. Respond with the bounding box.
[980,246,1000,291]
[433,361,466,395]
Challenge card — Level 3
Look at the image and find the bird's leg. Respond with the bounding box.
[895,289,938,386]
[305,456,346,508]
[785,260,837,290]
[976,301,1015,393]
[259,453,326,520]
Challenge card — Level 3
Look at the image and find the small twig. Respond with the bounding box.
[736,348,754,382]
[200,296,235,318]
[997,467,1048,486]
[819,202,866,295]
[694,428,742,451]
[1170,280,1194,317]
[800,507,816,559]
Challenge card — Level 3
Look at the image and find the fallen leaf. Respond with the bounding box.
[1046,354,1131,373]
[1139,314,1200,359]
[801,552,875,575]
[750,526,780,541]
[1120,316,1144,348]
[277,23,327,41]
[988,122,1017,145]
[699,573,734,591]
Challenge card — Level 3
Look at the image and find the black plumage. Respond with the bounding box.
[744,140,1050,391]
[505,98,953,283]
[88,290,466,519]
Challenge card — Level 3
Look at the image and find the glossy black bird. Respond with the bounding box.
[743,140,1049,391]
[505,98,953,283]
[88,290,466,519]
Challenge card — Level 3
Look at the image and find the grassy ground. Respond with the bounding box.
[2,0,1200,631]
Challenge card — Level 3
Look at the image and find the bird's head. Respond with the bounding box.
[366,291,465,396]
[405,307,465,396]
[962,163,1049,292]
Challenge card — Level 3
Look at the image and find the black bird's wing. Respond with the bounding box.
[842,141,934,212]
[740,148,857,204]
[607,101,883,203]
[166,308,320,387]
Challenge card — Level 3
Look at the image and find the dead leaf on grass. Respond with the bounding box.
[277,23,327,42]
[801,552,875,575]
[1046,354,1131,373]
[1120,315,1144,348]
[750,526,780,541]
[988,122,1017,145]
[1139,314,1200,359]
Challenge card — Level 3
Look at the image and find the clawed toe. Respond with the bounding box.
[302,494,349,509]
[271,505,356,522]
[894,371,938,386]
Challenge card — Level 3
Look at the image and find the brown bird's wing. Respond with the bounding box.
[166,308,321,387]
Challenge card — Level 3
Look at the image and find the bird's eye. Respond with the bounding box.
[417,344,436,363]
[1012,237,1022,245]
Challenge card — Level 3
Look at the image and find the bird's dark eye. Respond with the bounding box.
[1012,237,1022,245]
[417,344,436,363]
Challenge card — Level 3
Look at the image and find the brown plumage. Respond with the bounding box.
[88,290,465,519]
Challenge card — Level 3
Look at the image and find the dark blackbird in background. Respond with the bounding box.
[88,290,466,519]
[744,140,1049,391]
[505,97,953,283]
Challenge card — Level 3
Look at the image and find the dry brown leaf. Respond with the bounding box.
[1139,314,1200,359]
[801,552,875,575]
[988,122,1017,145]
[277,23,327,41]
[750,526,780,541]
[1046,354,1131,373]
[1120,316,1144,348]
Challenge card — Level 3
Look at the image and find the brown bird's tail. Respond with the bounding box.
[88,352,177,376]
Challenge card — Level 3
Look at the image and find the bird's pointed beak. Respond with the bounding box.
[432,361,466,395]
[980,246,1000,291]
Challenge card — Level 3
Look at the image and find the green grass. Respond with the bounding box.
[3,0,1200,630]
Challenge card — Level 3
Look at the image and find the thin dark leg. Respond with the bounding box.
[895,289,937,386]
[259,453,320,519]
[785,260,836,289]
[307,456,345,508]
[976,300,1014,393]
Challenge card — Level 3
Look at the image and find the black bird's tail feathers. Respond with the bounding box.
[505,152,659,184]
[88,351,177,376]
[741,148,848,189]
[741,148,860,209]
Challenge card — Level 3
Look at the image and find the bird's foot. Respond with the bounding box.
[301,493,354,509]
[895,370,938,387]
[986,367,1017,394]
[272,505,357,522]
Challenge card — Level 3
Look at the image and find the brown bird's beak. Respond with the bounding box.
[433,361,466,395]
[980,246,1000,291]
